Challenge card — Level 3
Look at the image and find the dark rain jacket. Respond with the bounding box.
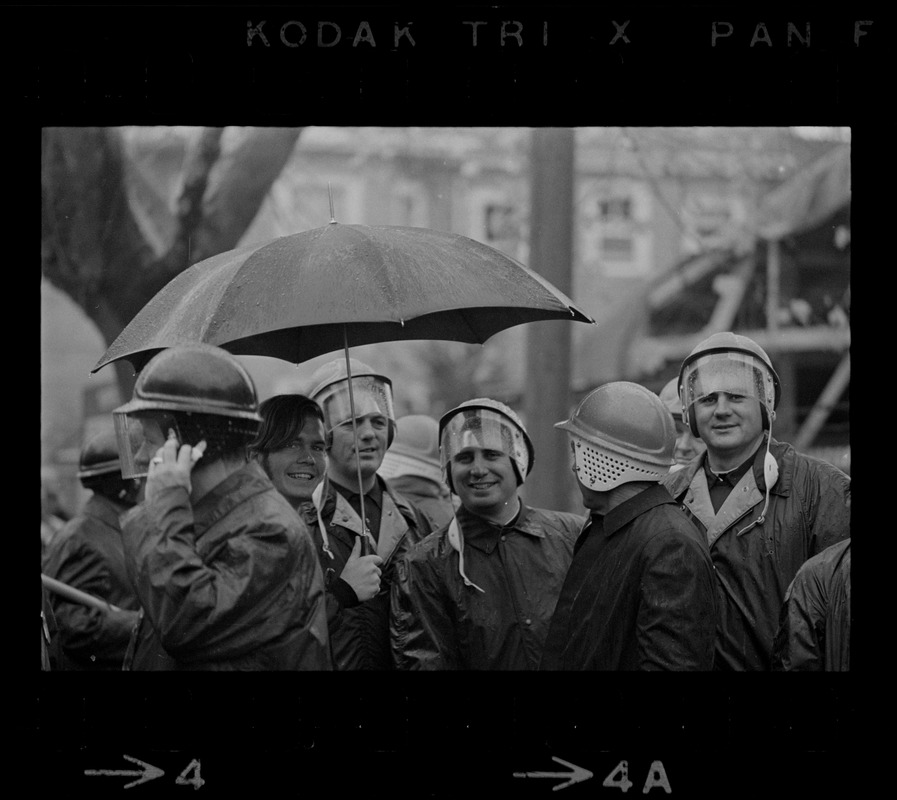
[390,503,583,670]
[662,437,851,671]
[122,461,330,671]
[772,538,850,671]
[41,494,141,670]
[299,475,431,670]
[388,474,456,532]
[540,484,717,671]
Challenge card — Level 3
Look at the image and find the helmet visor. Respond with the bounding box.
[316,376,395,431]
[681,351,775,416]
[113,412,156,479]
[440,408,530,481]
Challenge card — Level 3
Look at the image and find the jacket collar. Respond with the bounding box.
[603,483,675,540]
[457,501,546,554]
[664,436,793,499]
[84,493,131,530]
[318,474,417,523]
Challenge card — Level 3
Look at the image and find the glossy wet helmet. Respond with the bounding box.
[439,398,534,492]
[678,331,780,437]
[113,343,261,478]
[308,357,396,447]
[556,381,675,490]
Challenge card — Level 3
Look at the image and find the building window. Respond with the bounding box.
[682,193,736,253]
[600,236,634,261]
[598,197,632,222]
[485,203,518,242]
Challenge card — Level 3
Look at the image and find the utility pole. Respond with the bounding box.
[523,128,576,512]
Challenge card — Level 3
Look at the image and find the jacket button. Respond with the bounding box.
[524,618,532,626]
[500,535,507,542]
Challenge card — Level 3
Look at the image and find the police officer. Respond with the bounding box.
[391,398,583,670]
[662,332,850,671]
[307,358,431,670]
[541,382,717,671]
[41,429,142,670]
[115,343,330,670]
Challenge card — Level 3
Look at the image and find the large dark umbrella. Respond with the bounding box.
[93,222,593,374]
[93,222,594,549]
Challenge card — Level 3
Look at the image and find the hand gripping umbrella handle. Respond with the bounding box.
[41,573,121,613]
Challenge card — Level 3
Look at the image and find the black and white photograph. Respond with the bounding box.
[27,3,878,797]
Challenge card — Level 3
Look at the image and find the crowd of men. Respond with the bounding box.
[41,331,850,671]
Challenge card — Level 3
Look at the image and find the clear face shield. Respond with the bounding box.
[113,412,159,480]
[440,408,530,484]
[680,351,776,423]
[316,376,395,432]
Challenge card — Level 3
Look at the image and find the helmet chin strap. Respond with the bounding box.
[311,476,335,560]
[736,424,779,536]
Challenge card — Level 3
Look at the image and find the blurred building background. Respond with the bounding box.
[41,126,850,515]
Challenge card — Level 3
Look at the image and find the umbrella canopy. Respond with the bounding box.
[92,223,594,374]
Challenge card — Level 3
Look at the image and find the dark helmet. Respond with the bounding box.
[113,344,261,478]
[77,429,122,481]
[77,427,142,506]
[678,331,780,437]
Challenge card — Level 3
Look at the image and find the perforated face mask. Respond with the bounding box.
[440,407,529,484]
[680,351,775,422]
[568,434,668,491]
[315,376,395,431]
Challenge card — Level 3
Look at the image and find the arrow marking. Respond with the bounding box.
[85,754,165,789]
[513,756,593,791]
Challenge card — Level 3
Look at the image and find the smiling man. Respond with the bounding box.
[307,358,431,670]
[661,332,851,671]
[390,398,583,670]
[250,394,329,510]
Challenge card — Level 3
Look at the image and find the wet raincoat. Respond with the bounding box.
[772,537,850,671]
[390,503,582,670]
[540,484,717,671]
[41,494,141,670]
[123,461,330,670]
[662,437,851,671]
[300,476,431,670]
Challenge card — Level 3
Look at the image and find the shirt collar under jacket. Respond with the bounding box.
[330,474,384,511]
[700,434,771,491]
[456,500,544,554]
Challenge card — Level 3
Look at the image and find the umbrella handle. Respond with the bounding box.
[343,327,375,556]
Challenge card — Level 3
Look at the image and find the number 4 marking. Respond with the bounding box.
[602,760,672,794]
[603,760,634,792]
[176,759,205,790]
